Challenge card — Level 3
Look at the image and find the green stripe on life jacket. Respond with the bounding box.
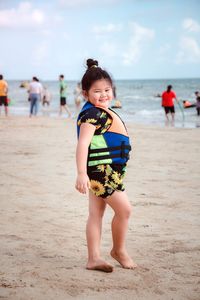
[89,135,112,166]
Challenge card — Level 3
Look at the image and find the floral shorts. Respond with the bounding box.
[87,164,126,198]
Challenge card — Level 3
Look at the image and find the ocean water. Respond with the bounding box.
[5,78,200,128]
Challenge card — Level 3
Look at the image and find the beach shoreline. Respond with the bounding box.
[6,77,200,129]
[0,116,199,300]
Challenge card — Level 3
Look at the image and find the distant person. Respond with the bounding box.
[42,86,51,107]
[182,100,195,109]
[195,91,200,116]
[112,100,122,108]
[59,74,71,117]
[111,85,122,109]
[0,74,9,116]
[74,82,82,115]
[28,77,43,117]
[19,81,29,89]
[161,85,179,123]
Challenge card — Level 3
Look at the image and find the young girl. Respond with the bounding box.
[75,59,137,272]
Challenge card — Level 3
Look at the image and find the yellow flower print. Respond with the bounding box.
[111,171,122,184]
[105,118,112,126]
[97,165,106,172]
[100,112,107,118]
[105,165,112,176]
[90,180,105,196]
[105,181,118,189]
[77,120,82,126]
[86,118,97,124]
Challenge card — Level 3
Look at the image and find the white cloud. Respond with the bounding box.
[122,22,155,65]
[183,18,200,33]
[58,0,118,8]
[0,1,45,28]
[93,23,122,35]
[176,36,200,64]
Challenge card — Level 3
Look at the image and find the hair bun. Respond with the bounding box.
[86,58,98,69]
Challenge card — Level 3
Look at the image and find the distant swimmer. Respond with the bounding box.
[20,81,29,89]
[154,93,162,98]
[182,100,196,109]
[111,85,122,108]
[111,100,122,109]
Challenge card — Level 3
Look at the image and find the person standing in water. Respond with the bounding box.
[59,74,71,117]
[161,85,179,124]
[28,77,43,117]
[75,58,137,272]
[195,91,200,116]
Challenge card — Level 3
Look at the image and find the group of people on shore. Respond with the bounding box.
[1,73,200,120]
[27,75,73,118]
[0,74,82,118]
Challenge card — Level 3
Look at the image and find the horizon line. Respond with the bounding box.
[6,76,200,81]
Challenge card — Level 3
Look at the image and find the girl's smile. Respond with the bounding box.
[84,79,113,108]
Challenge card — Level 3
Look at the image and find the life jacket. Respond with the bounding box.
[77,101,131,167]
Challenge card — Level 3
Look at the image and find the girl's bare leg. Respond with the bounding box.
[105,191,137,269]
[86,191,113,272]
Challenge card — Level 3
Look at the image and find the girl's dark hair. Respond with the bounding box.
[81,58,113,92]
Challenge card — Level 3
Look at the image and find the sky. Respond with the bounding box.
[0,0,200,80]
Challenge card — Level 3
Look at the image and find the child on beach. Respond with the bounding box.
[75,58,137,272]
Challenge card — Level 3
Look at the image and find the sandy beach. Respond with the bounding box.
[0,116,199,300]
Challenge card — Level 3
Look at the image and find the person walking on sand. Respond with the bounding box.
[161,85,179,124]
[0,74,9,116]
[75,58,137,273]
[194,91,200,116]
[59,74,71,117]
[28,77,43,117]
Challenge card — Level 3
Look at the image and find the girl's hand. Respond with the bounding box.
[75,173,90,194]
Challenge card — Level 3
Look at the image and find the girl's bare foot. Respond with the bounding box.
[110,249,137,269]
[86,259,113,273]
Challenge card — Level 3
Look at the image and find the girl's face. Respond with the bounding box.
[83,79,113,109]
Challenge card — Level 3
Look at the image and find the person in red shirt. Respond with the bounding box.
[161,85,179,123]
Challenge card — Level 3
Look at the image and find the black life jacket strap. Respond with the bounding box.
[88,142,131,161]
[88,152,130,161]
[89,145,131,154]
